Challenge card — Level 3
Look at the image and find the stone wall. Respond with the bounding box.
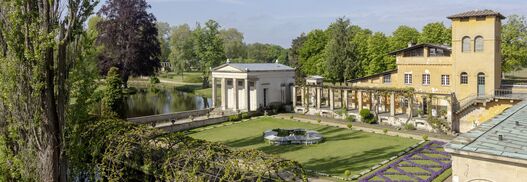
[127,109,212,124]
[451,154,527,182]
[157,116,229,133]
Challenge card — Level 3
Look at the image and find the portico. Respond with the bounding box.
[211,61,295,112]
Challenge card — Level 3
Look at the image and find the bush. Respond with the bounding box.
[404,123,416,130]
[344,170,351,177]
[289,115,294,119]
[241,112,250,119]
[422,134,429,141]
[383,129,388,134]
[149,76,160,84]
[346,115,356,122]
[347,124,353,129]
[359,109,376,124]
[228,115,241,122]
[317,119,321,123]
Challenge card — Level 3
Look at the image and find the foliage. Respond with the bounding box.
[97,0,161,86]
[241,112,250,119]
[193,20,226,87]
[325,17,352,83]
[149,76,160,84]
[418,22,451,45]
[228,114,241,122]
[422,134,429,141]
[220,28,246,59]
[344,170,351,177]
[169,24,195,75]
[0,0,97,181]
[383,129,388,134]
[347,124,353,129]
[366,32,394,75]
[102,67,125,118]
[317,119,322,123]
[80,119,307,181]
[289,33,307,84]
[346,115,356,122]
[502,15,527,72]
[404,123,416,130]
[359,109,375,124]
[182,74,203,83]
[389,25,420,50]
[298,29,328,76]
[245,43,288,63]
[157,22,172,63]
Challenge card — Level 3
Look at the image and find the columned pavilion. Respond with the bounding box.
[211,60,295,112]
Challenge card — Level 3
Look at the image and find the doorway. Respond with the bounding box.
[477,73,485,97]
[263,88,268,107]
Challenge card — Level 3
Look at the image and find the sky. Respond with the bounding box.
[97,0,527,48]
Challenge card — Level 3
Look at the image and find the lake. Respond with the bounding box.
[124,88,212,118]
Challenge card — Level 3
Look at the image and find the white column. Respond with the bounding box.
[316,87,321,109]
[329,88,334,110]
[343,90,348,110]
[245,79,250,111]
[211,77,216,108]
[358,90,363,110]
[221,78,226,110]
[233,78,238,111]
[292,86,297,108]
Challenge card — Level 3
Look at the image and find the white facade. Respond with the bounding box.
[211,62,295,111]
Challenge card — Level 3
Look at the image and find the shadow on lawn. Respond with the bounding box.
[304,145,402,176]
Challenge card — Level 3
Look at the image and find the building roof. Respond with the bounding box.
[389,43,451,55]
[212,63,294,72]
[445,100,527,161]
[348,69,397,83]
[447,9,505,19]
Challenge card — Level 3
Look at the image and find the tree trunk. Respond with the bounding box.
[202,75,209,88]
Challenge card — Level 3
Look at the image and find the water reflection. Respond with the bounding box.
[125,88,211,118]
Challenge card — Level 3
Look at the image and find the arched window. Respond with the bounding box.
[460,72,468,84]
[475,36,484,52]
[462,36,471,52]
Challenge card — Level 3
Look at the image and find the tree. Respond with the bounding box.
[366,32,393,75]
[418,22,451,45]
[502,15,527,72]
[245,43,286,63]
[325,17,352,84]
[220,28,246,59]
[289,34,307,84]
[193,20,226,88]
[298,29,328,76]
[157,22,172,64]
[169,24,195,75]
[101,67,125,118]
[97,0,161,87]
[389,25,420,50]
[0,0,96,181]
[347,25,372,79]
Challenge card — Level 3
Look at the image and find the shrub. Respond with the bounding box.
[383,129,388,134]
[228,115,241,122]
[404,123,416,130]
[344,170,351,177]
[346,115,356,122]
[317,119,321,123]
[347,124,353,129]
[241,112,249,119]
[289,115,294,119]
[149,76,160,84]
[422,134,429,141]
[359,109,376,124]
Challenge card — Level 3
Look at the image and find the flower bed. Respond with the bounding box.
[359,141,451,182]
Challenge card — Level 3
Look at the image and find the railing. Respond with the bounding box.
[502,79,527,87]
[127,108,212,124]
[494,88,527,99]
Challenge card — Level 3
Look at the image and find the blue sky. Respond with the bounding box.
[97,0,527,48]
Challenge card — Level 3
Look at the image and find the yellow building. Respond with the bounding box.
[351,10,505,102]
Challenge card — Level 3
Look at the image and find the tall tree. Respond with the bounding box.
[157,22,172,63]
[298,29,328,76]
[169,24,195,75]
[418,22,451,45]
[349,26,372,78]
[97,0,161,87]
[366,32,393,75]
[389,25,420,50]
[0,0,96,181]
[502,15,527,73]
[325,17,351,84]
[193,20,226,88]
[220,28,246,59]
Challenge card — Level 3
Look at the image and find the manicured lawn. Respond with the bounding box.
[189,117,418,177]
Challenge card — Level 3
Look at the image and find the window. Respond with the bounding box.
[238,80,243,86]
[227,80,233,86]
[462,36,471,52]
[422,74,430,85]
[404,74,412,84]
[429,47,450,57]
[403,48,424,57]
[475,36,484,52]
[476,17,486,21]
[460,17,469,22]
[441,75,450,86]
[383,74,391,84]
[460,72,468,84]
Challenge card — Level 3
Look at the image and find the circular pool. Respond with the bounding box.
[263,128,323,145]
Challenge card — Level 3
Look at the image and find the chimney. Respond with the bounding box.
[408,42,415,47]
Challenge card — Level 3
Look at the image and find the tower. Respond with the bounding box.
[448,10,505,100]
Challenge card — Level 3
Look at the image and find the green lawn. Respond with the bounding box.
[189,117,418,177]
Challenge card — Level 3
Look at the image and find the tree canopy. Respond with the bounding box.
[502,15,527,73]
[97,0,161,86]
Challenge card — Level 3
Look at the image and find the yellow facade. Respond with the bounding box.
[351,11,503,101]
